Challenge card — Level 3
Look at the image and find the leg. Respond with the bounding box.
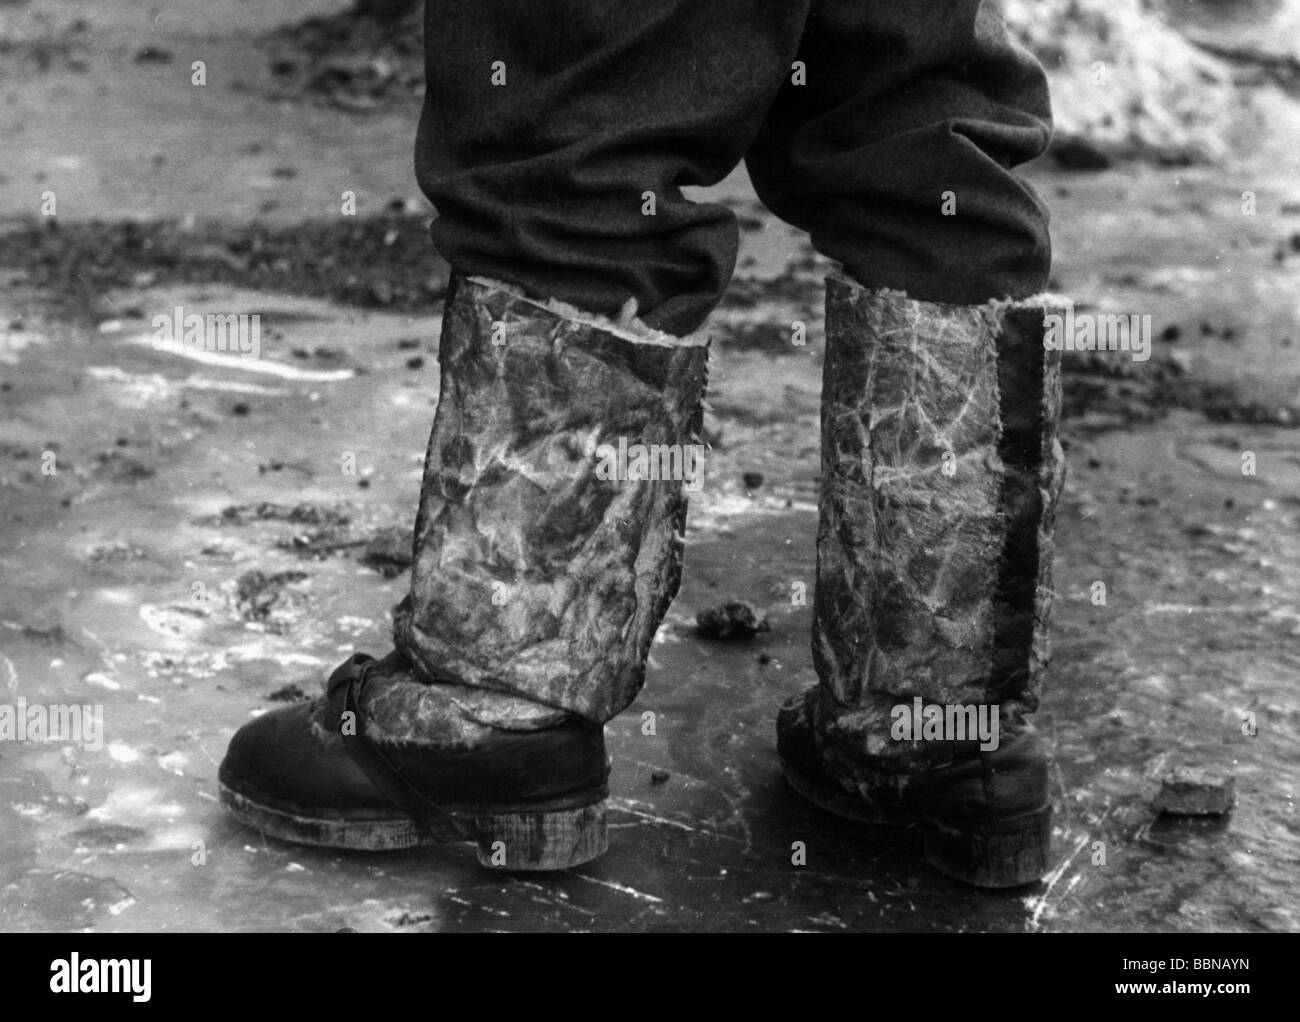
[389,275,708,728]
[760,1,1065,886]
[399,0,816,726]
[777,284,1066,888]
[221,1,815,868]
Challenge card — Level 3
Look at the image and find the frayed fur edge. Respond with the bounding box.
[827,271,1075,314]
[465,275,710,349]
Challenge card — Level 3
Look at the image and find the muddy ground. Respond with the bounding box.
[1,0,1299,931]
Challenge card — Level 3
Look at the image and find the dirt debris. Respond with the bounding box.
[266,1,424,110]
[204,503,351,529]
[696,601,771,639]
[0,216,449,322]
[234,569,310,624]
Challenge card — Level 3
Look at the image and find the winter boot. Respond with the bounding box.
[777,275,1066,888]
[220,275,709,870]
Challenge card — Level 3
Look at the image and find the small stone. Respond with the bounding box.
[650,769,670,785]
[1155,767,1235,816]
[742,471,764,490]
[696,601,770,639]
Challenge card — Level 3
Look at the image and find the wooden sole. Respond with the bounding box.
[921,806,1052,889]
[219,782,607,871]
[781,762,1051,888]
[474,804,608,871]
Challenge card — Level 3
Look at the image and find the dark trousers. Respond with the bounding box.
[414,0,1053,336]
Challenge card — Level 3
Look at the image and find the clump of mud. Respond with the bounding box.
[201,502,351,530]
[696,601,771,639]
[234,569,309,627]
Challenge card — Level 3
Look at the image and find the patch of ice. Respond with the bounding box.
[155,751,187,775]
[183,375,289,396]
[86,366,175,407]
[107,742,141,764]
[0,326,48,364]
[130,334,354,381]
[87,785,184,821]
